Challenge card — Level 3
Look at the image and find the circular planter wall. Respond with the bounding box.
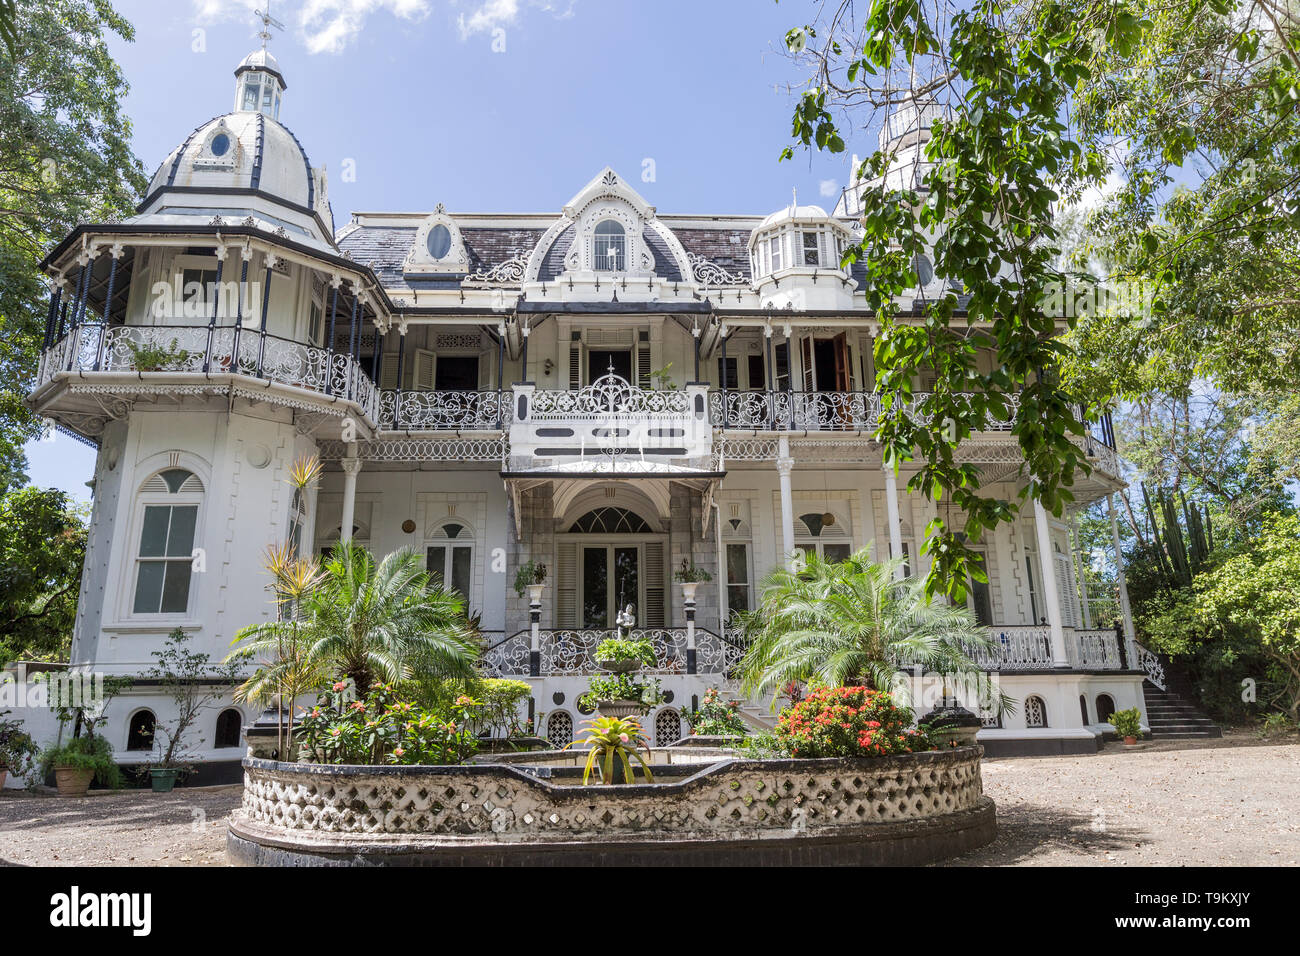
[227,746,994,866]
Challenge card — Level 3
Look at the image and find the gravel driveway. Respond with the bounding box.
[1,733,1295,866]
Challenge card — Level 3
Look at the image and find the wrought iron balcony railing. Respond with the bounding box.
[37,324,380,423]
[377,388,507,430]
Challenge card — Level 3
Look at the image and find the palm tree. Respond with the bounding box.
[737,546,1012,715]
[233,541,479,697]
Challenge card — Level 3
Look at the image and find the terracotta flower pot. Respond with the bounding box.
[1123,735,1137,745]
[54,766,95,797]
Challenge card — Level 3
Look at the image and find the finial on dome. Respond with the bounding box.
[256,2,285,52]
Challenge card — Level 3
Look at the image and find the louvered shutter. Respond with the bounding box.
[478,346,493,390]
[380,353,399,389]
[412,349,435,391]
[637,343,652,389]
[568,342,582,390]
[555,541,578,626]
[643,541,665,627]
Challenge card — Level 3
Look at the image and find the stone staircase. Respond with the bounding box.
[1140,681,1222,739]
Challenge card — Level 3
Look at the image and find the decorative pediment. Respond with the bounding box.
[403,203,468,276]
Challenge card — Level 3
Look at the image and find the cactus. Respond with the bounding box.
[1142,483,1213,589]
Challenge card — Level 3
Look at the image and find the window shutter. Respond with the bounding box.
[555,541,578,626]
[478,347,493,390]
[643,541,665,627]
[412,349,435,391]
[568,343,582,390]
[637,343,651,389]
[381,353,399,389]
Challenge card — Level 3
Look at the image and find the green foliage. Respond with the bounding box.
[145,627,248,768]
[512,560,546,597]
[1108,707,1143,738]
[738,547,1010,716]
[0,0,147,484]
[577,672,663,713]
[0,486,85,663]
[775,686,933,759]
[468,677,532,738]
[592,637,656,667]
[38,732,120,788]
[564,715,654,785]
[231,541,479,695]
[0,708,36,777]
[125,338,191,372]
[682,686,748,737]
[296,680,481,766]
[672,558,711,583]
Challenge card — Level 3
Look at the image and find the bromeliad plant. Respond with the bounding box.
[565,716,655,785]
[775,686,933,759]
[296,680,481,766]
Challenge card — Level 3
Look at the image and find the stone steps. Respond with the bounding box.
[1141,682,1221,739]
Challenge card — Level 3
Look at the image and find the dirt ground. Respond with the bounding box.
[1,731,1296,866]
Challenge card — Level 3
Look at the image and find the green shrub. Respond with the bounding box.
[1109,707,1143,738]
[775,686,932,758]
[38,734,122,788]
[577,673,663,713]
[593,637,656,667]
[683,686,748,737]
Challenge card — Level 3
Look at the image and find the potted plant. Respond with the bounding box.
[39,734,121,796]
[144,628,249,792]
[593,637,656,673]
[673,558,712,603]
[682,686,749,740]
[0,711,38,790]
[127,338,192,372]
[564,715,655,785]
[1109,707,1143,745]
[514,561,547,603]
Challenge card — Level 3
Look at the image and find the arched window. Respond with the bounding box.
[132,468,203,615]
[214,708,243,749]
[546,711,573,748]
[1096,694,1116,724]
[426,520,473,600]
[568,507,651,534]
[655,708,682,747]
[795,511,852,564]
[127,710,156,751]
[1079,694,1090,724]
[593,220,626,272]
[1024,695,1048,728]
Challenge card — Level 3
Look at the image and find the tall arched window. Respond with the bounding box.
[1095,693,1116,724]
[593,220,626,272]
[215,708,243,749]
[426,519,473,600]
[127,709,156,751]
[132,468,203,615]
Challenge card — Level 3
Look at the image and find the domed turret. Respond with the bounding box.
[136,48,333,246]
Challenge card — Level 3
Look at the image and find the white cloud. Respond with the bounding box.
[818,178,838,198]
[191,0,433,55]
[456,0,576,40]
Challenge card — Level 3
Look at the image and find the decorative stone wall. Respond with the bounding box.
[236,747,984,841]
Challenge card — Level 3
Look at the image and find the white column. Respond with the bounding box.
[1108,494,1136,644]
[883,461,905,581]
[340,455,361,543]
[1072,514,1092,629]
[776,436,795,569]
[1033,498,1070,667]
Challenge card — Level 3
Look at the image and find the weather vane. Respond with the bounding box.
[255,2,285,51]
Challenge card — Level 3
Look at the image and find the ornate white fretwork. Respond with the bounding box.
[463,256,529,286]
[318,437,507,463]
[686,252,748,287]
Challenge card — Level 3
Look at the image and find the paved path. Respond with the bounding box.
[1,733,1295,866]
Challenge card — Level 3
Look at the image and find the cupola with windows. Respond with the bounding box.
[747,200,857,308]
[134,48,334,247]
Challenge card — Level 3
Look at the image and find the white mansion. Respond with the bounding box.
[23,48,1157,775]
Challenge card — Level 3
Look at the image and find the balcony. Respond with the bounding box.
[482,625,1130,679]
[36,324,380,424]
[377,388,507,430]
[708,388,1020,433]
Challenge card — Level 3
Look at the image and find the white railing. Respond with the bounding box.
[709,390,1020,432]
[976,625,1056,670]
[1133,641,1166,689]
[36,325,380,423]
[378,389,506,430]
[1073,628,1123,670]
[481,628,742,678]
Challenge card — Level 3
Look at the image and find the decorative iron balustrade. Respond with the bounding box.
[377,389,507,430]
[481,628,743,678]
[1132,641,1166,690]
[1073,628,1124,670]
[974,625,1056,670]
[530,373,694,419]
[708,390,1020,432]
[37,324,380,422]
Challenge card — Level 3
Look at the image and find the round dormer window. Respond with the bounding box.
[427,224,452,260]
[210,133,231,157]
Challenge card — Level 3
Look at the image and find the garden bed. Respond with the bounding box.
[227,745,994,866]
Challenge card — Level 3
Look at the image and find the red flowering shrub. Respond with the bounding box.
[774,686,933,758]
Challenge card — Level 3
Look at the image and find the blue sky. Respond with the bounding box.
[26,0,860,502]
